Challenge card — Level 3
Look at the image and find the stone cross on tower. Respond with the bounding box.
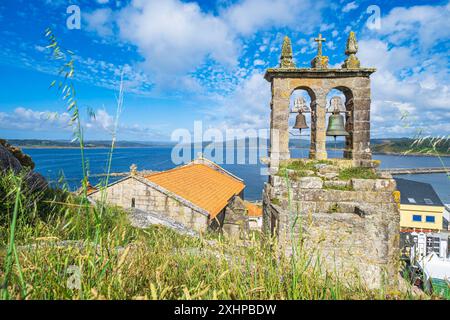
[311,33,329,69]
[314,33,326,57]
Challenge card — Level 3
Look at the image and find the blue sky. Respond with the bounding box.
[0,0,449,141]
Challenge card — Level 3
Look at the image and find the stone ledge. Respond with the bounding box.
[351,178,396,191]
[265,67,376,81]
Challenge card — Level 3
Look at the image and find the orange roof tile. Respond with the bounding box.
[86,185,97,196]
[245,202,263,218]
[145,164,245,219]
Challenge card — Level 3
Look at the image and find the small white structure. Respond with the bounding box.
[245,202,263,231]
[417,252,450,296]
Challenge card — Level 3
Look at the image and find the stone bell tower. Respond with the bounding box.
[266,32,375,171]
[262,32,400,290]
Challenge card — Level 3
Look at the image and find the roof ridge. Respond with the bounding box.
[144,162,193,178]
[191,158,244,183]
[145,161,244,184]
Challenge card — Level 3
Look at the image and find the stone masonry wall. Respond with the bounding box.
[263,169,400,289]
[89,177,209,233]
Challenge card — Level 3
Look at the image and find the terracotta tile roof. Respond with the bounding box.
[86,185,97,196]
[145,164,245,219]
[245,202,263,218]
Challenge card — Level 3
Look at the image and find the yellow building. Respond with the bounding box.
[395,178,446,232]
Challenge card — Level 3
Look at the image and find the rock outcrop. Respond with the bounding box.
[0,139,35,169]
[0,139,47,191]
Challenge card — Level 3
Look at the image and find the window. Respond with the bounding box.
[131,198,136,208]
[425,216,435,223]
[412,215,422,222]
[424,198,433,205]
[408,198,416,204]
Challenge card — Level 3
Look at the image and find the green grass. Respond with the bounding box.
[278,160,333,178]
[338,167,378,180]
[0,170,426,300]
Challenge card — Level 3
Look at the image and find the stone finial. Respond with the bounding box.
[311,33,329,69]
[279,36,296,68]
[130,164,138,176]
[342,31,361,69]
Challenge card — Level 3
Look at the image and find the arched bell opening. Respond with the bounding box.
[288,87,315,159]
[325,87,354,159]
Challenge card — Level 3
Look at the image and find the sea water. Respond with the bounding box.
[24,147,450,203]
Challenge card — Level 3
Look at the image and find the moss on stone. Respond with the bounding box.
[277,159,332,176]
[271,198,281,206]
[323,184,353,191]
[327,203,340,213]
[338,167,378,180]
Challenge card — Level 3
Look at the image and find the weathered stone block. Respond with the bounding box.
[318,165,339,174]
[351,179,375,191]
[377,171,392,179]
[319,172,339,180]
[374,179,396,191]
[324,180,349,188]
[299,177,323,189]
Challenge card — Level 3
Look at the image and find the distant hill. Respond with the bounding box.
[371,137,450,155]
[289,137,450,156]
[5,139,176,148]
[4,137,449,155]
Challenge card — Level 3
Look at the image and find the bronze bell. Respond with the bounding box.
[293,113,308,131]
[326,113,349,137]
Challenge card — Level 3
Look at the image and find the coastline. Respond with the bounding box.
[372,151,450,158]
[19,146,450,157]
[21,146,174,150]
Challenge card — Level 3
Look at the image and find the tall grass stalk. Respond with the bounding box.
[1,180,24,299]
[44,28,89,208]
[96,71,125,244]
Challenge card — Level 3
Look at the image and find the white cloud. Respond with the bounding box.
[222,0,323,36]
[253,59,265,66]
[374,2,450,50]
[357,2,450,137]
[0,108,72,131]
[85,8,114,37]
[116,0,237,77]
[0,107,165,140]
[84,0,323,87]
[342,2,358,13]
[88,109,114,132]
[202,72,270,130]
